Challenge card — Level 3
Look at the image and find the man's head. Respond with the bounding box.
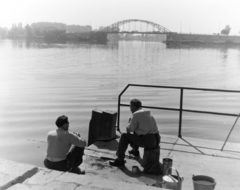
[55,115,69,131]
[130,99,142,113]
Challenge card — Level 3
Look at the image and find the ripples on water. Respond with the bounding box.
[0,39,240,166]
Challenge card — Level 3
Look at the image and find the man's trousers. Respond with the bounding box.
[44,146,84,173]
[116,133,160,160]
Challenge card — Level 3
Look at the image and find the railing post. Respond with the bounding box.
[178,88,184,138]
[117,95,121,132]
[117,84,130,132]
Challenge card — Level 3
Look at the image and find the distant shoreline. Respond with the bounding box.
[166,33,240,45]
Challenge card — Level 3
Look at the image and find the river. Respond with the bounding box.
[0,39,240,167]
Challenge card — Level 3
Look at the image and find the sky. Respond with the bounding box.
[0,0,240,35]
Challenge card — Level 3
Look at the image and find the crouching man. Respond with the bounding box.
[44,115,87,174]
[110,99,160,167]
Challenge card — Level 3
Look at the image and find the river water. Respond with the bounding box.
[1,39,240,167]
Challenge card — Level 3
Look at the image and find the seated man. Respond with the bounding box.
[44,115,87,174]
[110,99,160,167]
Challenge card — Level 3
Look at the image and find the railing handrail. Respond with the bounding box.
[117,84,240,145]
[119,84,240,93]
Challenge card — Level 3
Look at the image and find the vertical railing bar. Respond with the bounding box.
[117,84,130,132]
[178,88,184,138]
[117,96,121,132]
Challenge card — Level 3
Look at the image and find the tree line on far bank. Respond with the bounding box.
[0,23,237,40]
[0,22,92,40]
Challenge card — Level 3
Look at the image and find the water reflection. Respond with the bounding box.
[219,48,228,60]
[10,39,110,49]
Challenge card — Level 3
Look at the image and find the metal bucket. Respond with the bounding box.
[163,158,173,175]
[159,167,183,190]
[192,175,216,190]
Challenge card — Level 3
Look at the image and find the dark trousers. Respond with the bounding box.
[116,133,160,160]
[44,146,84,173]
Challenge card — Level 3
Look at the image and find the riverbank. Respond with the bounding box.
[1,134,240,190]
[166,33,240,44]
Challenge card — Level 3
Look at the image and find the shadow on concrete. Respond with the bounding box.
[161,139,240,153]
[160,138,240,160]
[221,150,240,156]
[120,166,160,186]
[93,139,119,151]
[180,137,240,155]
[161,141,219,151]
[180,137,205,155]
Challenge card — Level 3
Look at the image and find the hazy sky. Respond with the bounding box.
[1,0,240,35]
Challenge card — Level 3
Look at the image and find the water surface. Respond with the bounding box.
[1,39,240,166]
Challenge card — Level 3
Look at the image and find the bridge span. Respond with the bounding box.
[100,19,172,34]
[66,19,174,43]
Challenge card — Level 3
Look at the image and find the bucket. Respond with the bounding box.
[163,158,173,175]
[159,167,183,190]
[192,175,216,190]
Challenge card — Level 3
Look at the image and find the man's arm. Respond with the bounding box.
[126,115,138,133]
[126,118,131,133]
[70,132,87,148]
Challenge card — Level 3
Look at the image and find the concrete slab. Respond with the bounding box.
[7,184,30,190]
[9,181,77,190]
[0,158,161,190]
[85,139,161,186]
[0,159,38,190]
[85,134,240,190]
[19,159,161,189]
[21,167,161,190]
[23,168,64,186]
[1,134,240,190]
[160,136,240,190]
[56,172,160,190]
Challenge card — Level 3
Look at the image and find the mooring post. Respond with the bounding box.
[88,109,117,146]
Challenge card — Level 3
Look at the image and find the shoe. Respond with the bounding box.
[109,158,125,167]
[70,167,85,175]
[77,168,85,175]
[128,149,140,157]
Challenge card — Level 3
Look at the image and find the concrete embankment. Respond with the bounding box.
[1,135,240,190]
[0,158,160,190]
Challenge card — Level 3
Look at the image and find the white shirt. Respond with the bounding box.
[46,128,86,161]
[127,108,159,135]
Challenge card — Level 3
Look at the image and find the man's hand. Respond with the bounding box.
[73,132,81,137]
[126,117,132,134]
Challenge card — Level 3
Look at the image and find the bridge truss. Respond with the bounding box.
[100,19,171,34]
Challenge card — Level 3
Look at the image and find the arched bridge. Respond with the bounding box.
[100,19,171,34]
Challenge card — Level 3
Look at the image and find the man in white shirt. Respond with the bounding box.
[44,115,87,174]
[110,99,160,167]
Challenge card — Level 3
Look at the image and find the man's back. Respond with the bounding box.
[47,128,86,160]
[128,108,159,135]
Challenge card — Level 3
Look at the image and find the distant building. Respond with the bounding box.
[99,26,106,31]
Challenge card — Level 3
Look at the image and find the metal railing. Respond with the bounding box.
[117,84,240,145]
